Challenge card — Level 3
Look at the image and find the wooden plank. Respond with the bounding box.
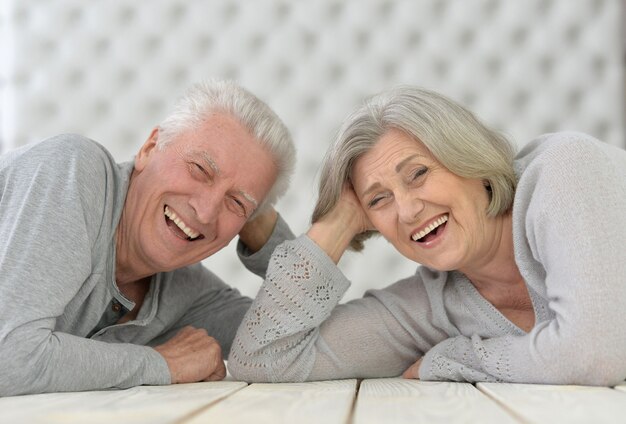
[0,381,246,424]
[352,378,519,424]
[479,382,626,424]
[183,379,357,424]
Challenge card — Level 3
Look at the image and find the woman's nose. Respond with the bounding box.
[397,191,424,224]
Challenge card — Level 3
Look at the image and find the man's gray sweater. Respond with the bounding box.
[0,134,290,396]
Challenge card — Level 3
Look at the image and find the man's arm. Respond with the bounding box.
[147,209,292,365]
[239,208,279,253]
[237,209,295,279]
[154,326,226,383]
[147,263,253,357]
[0,137,169,395]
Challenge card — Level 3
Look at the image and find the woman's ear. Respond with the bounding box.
[483,179,493,201]
[135,127,160,171]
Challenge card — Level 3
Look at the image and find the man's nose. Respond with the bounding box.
[397,190,424,224]
[190,190,222,226]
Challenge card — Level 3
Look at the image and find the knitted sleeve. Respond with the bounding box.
[228,235,444,382]
[236,214,295,279]
[419,133,626,385]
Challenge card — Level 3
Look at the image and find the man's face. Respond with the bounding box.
[121,112,277,275]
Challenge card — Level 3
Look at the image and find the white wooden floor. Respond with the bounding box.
[2,378,626,423]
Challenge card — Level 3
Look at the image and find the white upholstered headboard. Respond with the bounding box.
[1,0,624,299]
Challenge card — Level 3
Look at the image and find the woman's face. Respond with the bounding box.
[351,128,499,271]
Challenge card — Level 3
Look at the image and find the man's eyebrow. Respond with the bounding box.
[395,154,424,173]
[190,150,220,175]
[239,190,258,208]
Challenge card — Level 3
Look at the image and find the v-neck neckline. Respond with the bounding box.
[452,271,539,336]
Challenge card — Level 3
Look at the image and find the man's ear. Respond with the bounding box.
[135,127,160,171]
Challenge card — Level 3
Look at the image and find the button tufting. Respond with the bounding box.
[0,0,623,303]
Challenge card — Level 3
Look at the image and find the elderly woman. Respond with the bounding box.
[229,86,626,385]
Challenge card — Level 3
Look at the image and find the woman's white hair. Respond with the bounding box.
[313,86,517,251]
[158,79,296,217]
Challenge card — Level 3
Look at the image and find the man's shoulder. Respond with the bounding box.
[0,134,127,231]
[30,134,115,168]
[2,134,117,176]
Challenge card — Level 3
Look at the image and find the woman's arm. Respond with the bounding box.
[228,185,445,382]
[228,235,446,382]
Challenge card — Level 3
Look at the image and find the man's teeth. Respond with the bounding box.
[164,206,200,240]
[411,215,449,241]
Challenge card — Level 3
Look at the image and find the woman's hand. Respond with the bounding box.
[307,183,373,263]
[402,357,423,379]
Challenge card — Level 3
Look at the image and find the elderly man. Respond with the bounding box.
[0,80,296,396]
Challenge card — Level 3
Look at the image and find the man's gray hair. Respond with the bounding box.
[158,79,296,217]
[313,86,517,251]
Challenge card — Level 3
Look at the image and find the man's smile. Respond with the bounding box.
[164,205,204,241]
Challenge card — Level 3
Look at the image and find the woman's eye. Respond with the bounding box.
[368,197,381,208]
[368,195,387,208]
[410,167,427,181]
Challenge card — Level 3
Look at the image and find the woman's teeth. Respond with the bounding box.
[411,215,448,241]
[164,206,200,240]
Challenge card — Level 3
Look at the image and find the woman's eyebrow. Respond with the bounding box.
[360,182,382,198]
[395,154,424,173]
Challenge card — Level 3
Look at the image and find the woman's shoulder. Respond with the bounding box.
[514,131,626,195]
[515,131,623,173]
[512,131,626,229]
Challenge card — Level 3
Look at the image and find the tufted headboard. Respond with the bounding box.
[1,0,624,299]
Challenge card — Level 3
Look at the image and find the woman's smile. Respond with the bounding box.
[410,213,448,246]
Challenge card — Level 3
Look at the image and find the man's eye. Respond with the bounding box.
[227,197,247,217]
[190,162,204,174]
[189,163,210,179]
